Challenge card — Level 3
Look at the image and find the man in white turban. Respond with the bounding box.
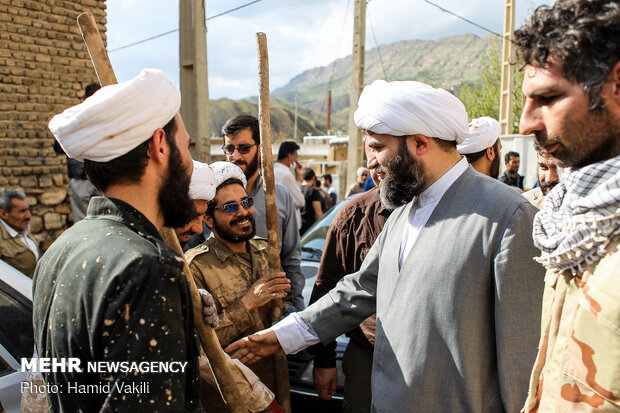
[33,69,204,412]
[457,116,502,178]
[226,79,545,413]
[185,161,292,409]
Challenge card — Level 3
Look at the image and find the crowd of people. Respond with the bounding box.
[1,1,618,412]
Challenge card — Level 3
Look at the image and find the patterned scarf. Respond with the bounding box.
[533,154,620,276]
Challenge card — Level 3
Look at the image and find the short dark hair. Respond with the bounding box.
[431,137,457,153]
[222,115,260,145]
[82,82,101,99]
[322,173,332,183]
[302,167,315,181]
[504,151,520,163]
[278,141,300,160]
[206,178,246,217]
[0,190,26,212]
[84,116,177,192]
[514,0,620,109]
[464,139,500,164]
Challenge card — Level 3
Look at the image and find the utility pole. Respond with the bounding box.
[326,88,332,135]
[180,0,210,162]
[294,88,298,141]
[347,0,366,187]
[499,0,515,135]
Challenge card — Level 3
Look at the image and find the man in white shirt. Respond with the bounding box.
[274,141,304,228]
[227,80,545,413]
[0,189,38,277]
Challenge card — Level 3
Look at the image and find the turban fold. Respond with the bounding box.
[189,160,216,201]
[210,161,247,189]
[48,68,180,162]
[457,117,501,154]
[354,80,469,144]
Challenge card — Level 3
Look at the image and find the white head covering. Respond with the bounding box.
[210,161,247,189]
[48,68,180,162]
[354,79,469,144]
[189,160,216,201]
[457,116,501,154]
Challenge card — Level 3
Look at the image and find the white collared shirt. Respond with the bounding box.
[398,156,468,269]
[1,218,39,259]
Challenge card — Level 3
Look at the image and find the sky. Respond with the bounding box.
[106,0,551,100]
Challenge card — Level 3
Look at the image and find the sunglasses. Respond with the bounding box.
[215,197,254,213]
[222,143,258,155]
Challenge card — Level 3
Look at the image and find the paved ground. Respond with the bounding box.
[291,392,342,413]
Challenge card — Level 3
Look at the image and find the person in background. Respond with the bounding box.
[321,173,338,205]
[522,143,560,209]
[52,82,102,223]
[274,140,305,228]
[345,167,369,197]
[300,167,323,235]
[0,189,38,277]
[515,1,620,410]
[499,151,525,189]
[314,174,332,211]
[457,116,502,178]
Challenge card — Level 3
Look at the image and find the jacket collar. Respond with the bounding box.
[86,196,162,241]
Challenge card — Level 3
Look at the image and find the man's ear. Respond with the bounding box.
[408,134,430,156]
[0,209,8,221]
[608,61,620,107]
[486,146,495,161]
[204,214,214,231]
[147,128,167,164]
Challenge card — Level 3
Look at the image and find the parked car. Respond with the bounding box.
[288,195,360,406]
[0,260,34,413]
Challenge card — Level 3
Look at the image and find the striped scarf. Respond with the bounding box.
[533,154,620,276]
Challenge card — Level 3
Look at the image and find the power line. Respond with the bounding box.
[419,0,505,40]
[108,0,263,53]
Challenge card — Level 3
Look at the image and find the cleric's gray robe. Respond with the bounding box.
[302,167,544,413]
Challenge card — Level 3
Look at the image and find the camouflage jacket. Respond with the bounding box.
[523,236,620,412]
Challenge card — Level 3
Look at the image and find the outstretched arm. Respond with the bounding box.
[225,328,281,365]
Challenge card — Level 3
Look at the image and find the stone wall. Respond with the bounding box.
[0,0,107,250]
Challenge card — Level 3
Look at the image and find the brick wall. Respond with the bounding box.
[0,0,107,250]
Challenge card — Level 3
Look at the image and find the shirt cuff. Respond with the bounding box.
[273,312,320,354]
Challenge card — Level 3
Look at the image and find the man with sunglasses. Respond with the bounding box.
[186,162,292,406]
[216,115,306,310]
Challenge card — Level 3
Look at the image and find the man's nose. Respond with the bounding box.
[519,99,544,136]
[189,217,203,235]
[545,166,559,185]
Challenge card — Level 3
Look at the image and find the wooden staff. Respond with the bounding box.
[256,32,292,413]
[76,12,247,413]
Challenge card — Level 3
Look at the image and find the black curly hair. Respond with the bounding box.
[514,0,620,109]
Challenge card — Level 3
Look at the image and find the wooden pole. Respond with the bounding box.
[499,0,515,135]
[255,32,292,413]
[77,12,247,413]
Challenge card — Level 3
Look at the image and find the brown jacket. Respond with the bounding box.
[0,221,37,277]
[186,236,291,404]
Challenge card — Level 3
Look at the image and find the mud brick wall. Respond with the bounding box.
[0,0,107,250]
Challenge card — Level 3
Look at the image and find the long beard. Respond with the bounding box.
[378,140,426,210]
[159,143,196,228]
[490,153,500,179]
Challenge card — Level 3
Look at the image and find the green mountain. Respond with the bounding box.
[210,33,498,139]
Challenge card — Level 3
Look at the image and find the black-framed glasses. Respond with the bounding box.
[215,197,254,214]
[222,143,257,155]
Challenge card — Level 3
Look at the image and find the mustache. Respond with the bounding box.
[230,214,253,226]
[375,165,387,175]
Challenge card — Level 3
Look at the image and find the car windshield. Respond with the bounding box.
[300,194,360,261]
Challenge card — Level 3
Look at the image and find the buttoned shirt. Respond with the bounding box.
[1,219,38,258]
[274,162,304,227]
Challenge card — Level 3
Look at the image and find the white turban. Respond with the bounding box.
[457,117,501,154]
[210,161,247,189]
[354,80,469,144]
[189,160,216,201]
[48,68,180,162]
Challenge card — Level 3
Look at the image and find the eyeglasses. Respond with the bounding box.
[215,197,254,213]
[222,143,258,155]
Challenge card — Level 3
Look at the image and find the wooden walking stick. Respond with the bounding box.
[256,32,292,413]
[76,12,247,413]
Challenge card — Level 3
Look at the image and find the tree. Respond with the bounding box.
[458,41,523,133]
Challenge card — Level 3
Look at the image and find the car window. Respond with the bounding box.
[0,354,12,378]
[0,279,34,362]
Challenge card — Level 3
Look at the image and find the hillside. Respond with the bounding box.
[209,33,499,138]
